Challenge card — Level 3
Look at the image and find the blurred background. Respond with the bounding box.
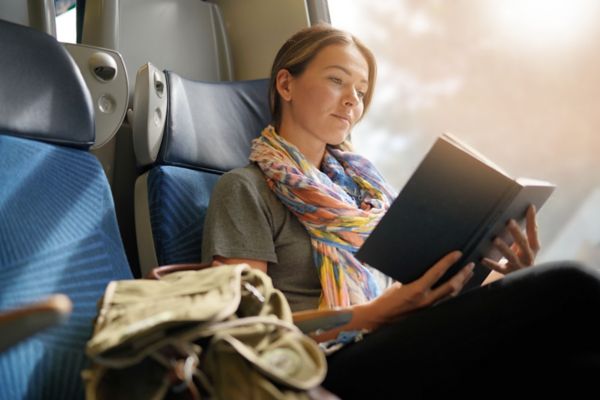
[53,0,600,268]
[328,0,600,267]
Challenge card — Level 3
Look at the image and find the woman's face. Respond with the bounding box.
[277,43,369,148]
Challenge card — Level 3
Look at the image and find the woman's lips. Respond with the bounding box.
[332,114,351,125]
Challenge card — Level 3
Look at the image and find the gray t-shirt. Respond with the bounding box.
[201,163,322,311]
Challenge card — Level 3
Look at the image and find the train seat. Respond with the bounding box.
[0,19,133,399]
[80,0,234,275]
[0,0,56,36]
[81,0,233,104]
[131,66,270,276]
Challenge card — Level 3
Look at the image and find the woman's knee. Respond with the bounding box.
[534,260,600,286]
[530,260,600,308]
[495,260,600,308]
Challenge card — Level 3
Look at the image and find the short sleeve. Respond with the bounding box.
[201,169,278,263]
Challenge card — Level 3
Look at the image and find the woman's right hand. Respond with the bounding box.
[363,251,474,330]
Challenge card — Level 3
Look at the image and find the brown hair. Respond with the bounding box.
[269,24,377,129]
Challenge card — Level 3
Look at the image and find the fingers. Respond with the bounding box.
[493,204,540,270]
[482,257,509,274]
[454,263,475,295]
[507,220,534,265]
[432,262,475,300]
[493,236,523,269]
[526,205,541,253]
[420,251,463,288]
[402,252,473,308]
[448,262,475,297]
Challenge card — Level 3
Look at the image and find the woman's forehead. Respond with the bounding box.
[310,44,369,80]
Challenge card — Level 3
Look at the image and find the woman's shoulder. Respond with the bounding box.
[212,163,282,221]
[224,163,264,181]
[216,163,270,194]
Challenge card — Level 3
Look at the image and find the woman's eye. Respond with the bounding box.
[329,77,343,85]
[357,90,366,99]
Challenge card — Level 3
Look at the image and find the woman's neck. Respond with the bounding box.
[277,123,326,168]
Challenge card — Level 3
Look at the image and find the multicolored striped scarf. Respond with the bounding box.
[250,126,396,308]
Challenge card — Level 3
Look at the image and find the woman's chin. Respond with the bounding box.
[326,127,351,145]
[327,135,348,146]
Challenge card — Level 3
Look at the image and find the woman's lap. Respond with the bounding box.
[323,261,600,398]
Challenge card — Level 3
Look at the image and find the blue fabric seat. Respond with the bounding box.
[134,72,271,274]
[147,165,220,265]
[0,19,133,399]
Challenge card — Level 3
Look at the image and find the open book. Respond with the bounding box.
[356,133,555,291]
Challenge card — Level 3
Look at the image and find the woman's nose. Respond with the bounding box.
[343,88,360,106]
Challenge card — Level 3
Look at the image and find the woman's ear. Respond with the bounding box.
[275,69,294,102]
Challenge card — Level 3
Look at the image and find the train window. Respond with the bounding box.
[55,0,76,43]
[328,0,600,267]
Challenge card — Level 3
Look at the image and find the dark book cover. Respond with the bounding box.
[356,133,555,291]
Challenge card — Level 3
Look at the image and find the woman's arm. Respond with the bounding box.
[311,251,474,341]
[213,255,376,339]
[214,252,475,342]
[215,255,377,340]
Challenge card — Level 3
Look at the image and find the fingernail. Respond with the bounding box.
[466,262,475,271]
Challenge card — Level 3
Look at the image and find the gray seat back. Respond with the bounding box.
[82,0,233,103]
[0,0,56,36]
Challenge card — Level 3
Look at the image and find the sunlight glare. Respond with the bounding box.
[56,7,77,44]
[489,0,598,49]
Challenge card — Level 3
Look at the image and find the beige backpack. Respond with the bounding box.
[82,264,328,399]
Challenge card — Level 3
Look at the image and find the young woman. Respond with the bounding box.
[202,24,600,398]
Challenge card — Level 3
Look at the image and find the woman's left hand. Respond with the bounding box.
[482,205,541,275]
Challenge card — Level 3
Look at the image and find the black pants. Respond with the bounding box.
[323,261,600,399]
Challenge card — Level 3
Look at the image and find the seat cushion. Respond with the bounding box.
[158,74,270,172]
[0,134,133,399]
[148,165,221,265]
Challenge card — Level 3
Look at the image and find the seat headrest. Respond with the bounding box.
[0,19,94,148]
[158,72,271,173]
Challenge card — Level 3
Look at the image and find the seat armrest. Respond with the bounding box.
[293,309,353,335]
[0,294,72,353]
[146,262,213,279]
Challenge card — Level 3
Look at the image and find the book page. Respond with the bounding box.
[515,177,555,187]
